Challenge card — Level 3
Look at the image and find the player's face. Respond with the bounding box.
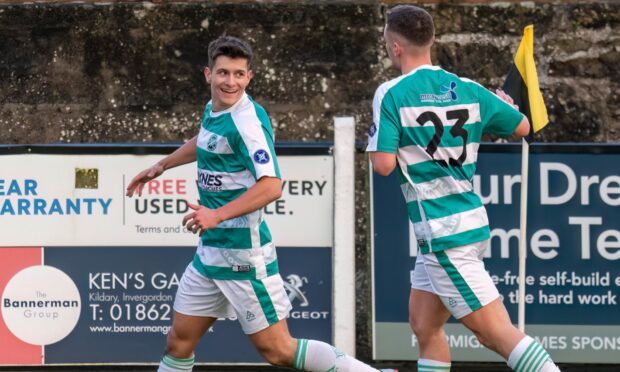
[204,56,253,111]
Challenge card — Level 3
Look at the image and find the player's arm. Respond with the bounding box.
[495,89,530,138]
[480,86,529,139]
[183,176,281,235]
[367,86,400,176]
[512,116,530,138]
[126,136,198,197]
[369,152,397,176]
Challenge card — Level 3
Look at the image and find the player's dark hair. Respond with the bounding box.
[386,5,434,47]
[207,36,253,68]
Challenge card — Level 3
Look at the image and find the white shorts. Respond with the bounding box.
[174,264,292,334]
[411,240,500,319]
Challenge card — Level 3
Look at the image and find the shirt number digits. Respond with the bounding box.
[416,109,470,167]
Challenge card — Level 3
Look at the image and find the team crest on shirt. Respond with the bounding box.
[199,130,233,154]
[253,149,270,164]
[420,81,458,103]
[206,134,218,152]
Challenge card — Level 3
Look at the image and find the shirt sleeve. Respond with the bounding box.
[366,85,401,153]
[234,115,281,181]
[478,85,524,136]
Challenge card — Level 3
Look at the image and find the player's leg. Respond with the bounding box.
[248,317,296,366]
[248,318,381,371]
[410,252,452,371]
[459,299,560,371]
[216,274,380,371]
[409,289,451,368]
[505,335,561,372]
[459,297,522,357]
[159,312,216,372]
[427,241,560,371]
[159,264,234,372]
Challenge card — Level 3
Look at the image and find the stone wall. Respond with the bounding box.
[1,0,618,360]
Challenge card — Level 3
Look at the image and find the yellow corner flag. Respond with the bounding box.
[502,25,549,140]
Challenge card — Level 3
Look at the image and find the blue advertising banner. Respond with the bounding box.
[372,144,620,363]
[43,246,332,364]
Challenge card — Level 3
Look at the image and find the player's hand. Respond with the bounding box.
[126,163,164,197]
[496,89,519,110]
[182,203,223,236]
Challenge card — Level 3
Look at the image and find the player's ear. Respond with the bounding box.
[204,66,212,84]
[392,41,402,57]
[247,69,253,81]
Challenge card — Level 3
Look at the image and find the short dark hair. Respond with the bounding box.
[386,5,434,47]
[207,36,253,68]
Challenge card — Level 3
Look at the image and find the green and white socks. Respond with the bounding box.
[156,337,559,372]
[508,336,560,372]
[415,335,561,372]
[417,358,451,371]
[158,341,381,372]
[158,353,194,372]
[294,338,379,371]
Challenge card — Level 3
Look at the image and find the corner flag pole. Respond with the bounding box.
[518,139,528,332]
[502,24,549,333]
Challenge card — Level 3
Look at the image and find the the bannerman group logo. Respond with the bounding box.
[1,265,81,345]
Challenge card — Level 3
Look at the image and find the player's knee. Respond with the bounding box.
[411,315,448,348]
[166,327,183,345]
[465,319,504,352]
[256,344,293,367]
[472,330,496,351]
[477,335,495,350]
[410,314,428,336]
[264,352,289,367]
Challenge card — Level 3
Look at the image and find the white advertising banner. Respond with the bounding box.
[0,154,333,247]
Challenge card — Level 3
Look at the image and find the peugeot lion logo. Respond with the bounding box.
[283,274,309,307]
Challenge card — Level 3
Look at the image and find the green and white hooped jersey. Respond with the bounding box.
[193,93,281,280]
[367,65,522,253]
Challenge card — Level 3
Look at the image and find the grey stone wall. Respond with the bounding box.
[1,0,618,361]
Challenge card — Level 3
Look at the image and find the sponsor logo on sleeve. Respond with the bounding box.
[369,123,377,137]
[253,150,270,164]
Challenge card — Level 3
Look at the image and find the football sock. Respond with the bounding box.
[158,353,194,372]
[293,338,378,371]
[507,335,560,372]
[417,358,451,371]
